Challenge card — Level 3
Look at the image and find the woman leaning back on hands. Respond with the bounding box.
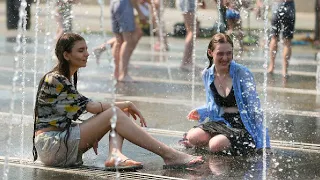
[32,33,203,170]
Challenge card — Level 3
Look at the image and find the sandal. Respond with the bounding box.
[105,158,143,171]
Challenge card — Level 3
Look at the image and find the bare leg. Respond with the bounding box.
[118,32,136,82]
[152,0,169,51]
[180,13,201,72]
[268,35,278,74]
[186,128,211,147]
[79,107,203,166]
[105,132,142,167]
[282,38,292,77]
[113,33,123,80]
[208,135,231,152]
[186,128,231,153]
[181,13,195,68]
[106,110,142,166]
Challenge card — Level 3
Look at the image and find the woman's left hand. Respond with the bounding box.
[124,101,147,127]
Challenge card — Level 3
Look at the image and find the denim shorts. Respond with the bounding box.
[35,124,83,167]
[270,1,295,39]
[110,0,135,33]
[176,0,196,13]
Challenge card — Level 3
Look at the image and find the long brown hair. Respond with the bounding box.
[32,33,84,162]
[206,33,233,69]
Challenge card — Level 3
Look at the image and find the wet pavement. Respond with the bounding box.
[2,1,320,180]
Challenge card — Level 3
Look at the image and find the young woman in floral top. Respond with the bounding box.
[33,33,203,170]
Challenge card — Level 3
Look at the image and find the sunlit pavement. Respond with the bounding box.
[1,2,320,180]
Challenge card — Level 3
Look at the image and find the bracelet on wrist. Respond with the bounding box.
[99,102,104,113]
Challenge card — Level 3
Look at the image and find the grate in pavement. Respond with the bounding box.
[0,157,185,180]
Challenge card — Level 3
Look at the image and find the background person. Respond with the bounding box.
[256,0,295,78]
[176,0,205,72]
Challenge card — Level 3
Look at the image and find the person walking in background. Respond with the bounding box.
[150,0,170,52]
[179,33,270,155]
[256,0,295,78]
[107,0,148,82]
[177,0,205,72]
[314,0,320,48]
[224,0,250,53]
[33,33,204,170]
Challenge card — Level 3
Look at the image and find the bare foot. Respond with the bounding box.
[267,65,274,74]
[282,73,290,79]
[163,152,204,168]
[105,157,142,167]
[92,47,105,65]
[118,75,136,83]
[154,41,169,52]
[282,68,289,78]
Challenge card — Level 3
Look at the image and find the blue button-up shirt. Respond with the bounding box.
[196,61,271,149]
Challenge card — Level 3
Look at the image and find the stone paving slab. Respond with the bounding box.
[1,3,320,178]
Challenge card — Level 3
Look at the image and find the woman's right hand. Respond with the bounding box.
[187,109,200,121]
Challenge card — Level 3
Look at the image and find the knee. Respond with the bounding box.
[187,133,209,146]
[125,37,135,46]
[115,39,124,47]
[112,107,128,121]
[208,137,230,153]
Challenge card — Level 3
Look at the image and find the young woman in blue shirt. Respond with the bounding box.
[181,33,270,155]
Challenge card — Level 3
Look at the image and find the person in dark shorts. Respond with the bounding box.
[257,0,295,78]
[179,33,271,156]
[314,0,320,48]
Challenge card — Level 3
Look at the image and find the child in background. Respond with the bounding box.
[225,0,250,53]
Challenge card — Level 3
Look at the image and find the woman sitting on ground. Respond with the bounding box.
[180,33,270,156]
[32,33,203,170]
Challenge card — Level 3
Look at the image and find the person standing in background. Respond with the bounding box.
[314,0,320,48]
[257,0,295,78]
[176,0,205,72]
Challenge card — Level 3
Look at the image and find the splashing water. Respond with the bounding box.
[97,0,120,178]
[150,0,172,81]
[33,0,40,110]
[262,0,270,179]
[217,0,221,33]
[3,0,28,178]
[191,0,198,107]
[19,0,28,164]
[43,0,55,72]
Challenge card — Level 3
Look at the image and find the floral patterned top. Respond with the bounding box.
[35,71,91,131]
